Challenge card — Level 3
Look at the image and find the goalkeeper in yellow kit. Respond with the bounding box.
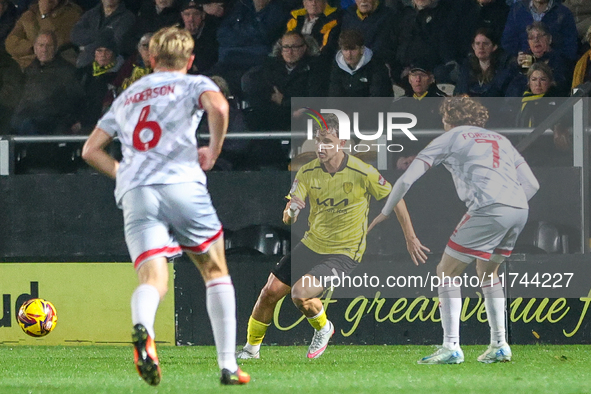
[237,114,429,359]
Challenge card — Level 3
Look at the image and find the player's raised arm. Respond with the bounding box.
[82,127,118,179]
[368,159,430,231]
[391,199,430,265]
[198,90,229,171]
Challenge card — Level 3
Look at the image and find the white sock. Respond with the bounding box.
[438,278,462,349]
[206,275,238,372]
[482,279,507,346]
[131,284,160,339]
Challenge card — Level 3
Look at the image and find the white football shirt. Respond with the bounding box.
[97,72,220,206]
[416,125,529,210]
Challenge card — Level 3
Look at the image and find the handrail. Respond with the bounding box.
[0,128,568,144]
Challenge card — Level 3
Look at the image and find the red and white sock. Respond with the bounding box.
[438,278,462,349]
[482,279,506,346]
[206,275,238,372]
[131,284,160,339]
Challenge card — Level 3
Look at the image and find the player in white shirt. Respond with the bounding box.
[82,26,249,386]
[370,97,540,364]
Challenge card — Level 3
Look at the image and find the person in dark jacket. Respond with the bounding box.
[457,0,509,58]
[341,0,400,67]
[181,0,218,74]
[70,0,135,67]
[80,32,124,128]
[243,30,327,130]
[455,27,515,97]
[395,0,462,84]
[11,30,84,135]
[505,22,572,97]
[328,29,392,97]
[502,0,578,62]
[0,50,23,134]
[124,0,180,53]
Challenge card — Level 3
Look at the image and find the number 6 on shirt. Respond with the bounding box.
[133,105,162,151]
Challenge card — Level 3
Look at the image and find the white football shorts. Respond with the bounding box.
[445,203,528,264]
[121,182,223,269]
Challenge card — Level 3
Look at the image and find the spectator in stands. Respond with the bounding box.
[403,59,447,98]
[329,29,392,97]
[0,0,18,49]
[395,0,462,84]
[211,0,292,96]
[516,62,571,166]
[506,22,571,96]
[11,31,85,135]
[5,0,82,69]
[126,0,180,53]
[286,0,340,60]
[341,0,400,67]
[0,50,22,134]
[563,0,591,42]
[70,0,135,67]
[455,27,514,97]
[80,32,124,127]
[391,59,447,129]
[460,0,509,57]
[181,0,218,74]
[111,32,152,93]
[502,0,578,62]
[572,25,591,89]
[243,31,326,130]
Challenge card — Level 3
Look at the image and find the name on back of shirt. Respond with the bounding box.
[124,84,176,106]
[461,131,503,141]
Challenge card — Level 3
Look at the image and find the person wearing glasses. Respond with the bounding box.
[242,30,327,131]
[505,22,571,97]
[502,0,578,62]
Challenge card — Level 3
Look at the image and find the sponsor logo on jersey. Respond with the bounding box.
[316,198,349,207]
[378,175,386,186]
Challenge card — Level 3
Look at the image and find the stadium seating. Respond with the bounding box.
[225,224,291,255]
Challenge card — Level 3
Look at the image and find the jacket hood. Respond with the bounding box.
[335,46,373,75]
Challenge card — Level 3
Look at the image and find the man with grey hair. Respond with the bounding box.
[11,31,84,135]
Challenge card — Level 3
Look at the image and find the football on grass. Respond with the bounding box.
[17,298,58,337]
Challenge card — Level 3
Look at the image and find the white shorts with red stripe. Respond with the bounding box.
[445,203,528,264]
[121,182,223,269]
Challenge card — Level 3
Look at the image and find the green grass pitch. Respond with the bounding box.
[1,345,590,394]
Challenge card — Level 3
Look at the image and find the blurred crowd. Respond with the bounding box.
[0,0,589,170]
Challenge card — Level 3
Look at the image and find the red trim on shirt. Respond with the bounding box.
[182,228,223,254]
[447,239,491,260]
[134,246,182,269]
[415,157,432,168]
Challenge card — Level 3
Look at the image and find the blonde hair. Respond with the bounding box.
[149,26,194,70]
[440,97,489,128]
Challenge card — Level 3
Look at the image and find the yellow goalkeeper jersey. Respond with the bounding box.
[290,154,392,262]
